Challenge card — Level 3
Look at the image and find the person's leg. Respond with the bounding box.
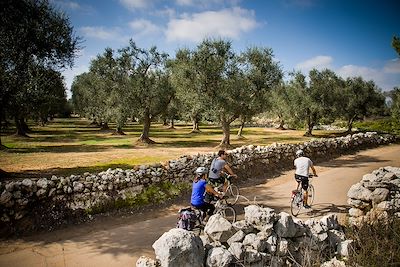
[206,202,215,216]
[202,203,215,222]
[222,180,228,193]
[302,178,310,208]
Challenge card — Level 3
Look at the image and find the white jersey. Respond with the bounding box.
[294,156,313,177]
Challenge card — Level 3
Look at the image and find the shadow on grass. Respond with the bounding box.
[2,144,133,154]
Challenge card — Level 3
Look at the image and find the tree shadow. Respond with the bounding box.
[2,144,124,154]
[319,154,390,168]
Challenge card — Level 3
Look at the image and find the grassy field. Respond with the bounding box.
[0,118,343,178]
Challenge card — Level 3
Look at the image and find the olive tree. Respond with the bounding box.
[119,40,174,143]
[0,0,80,140]
[339,77,385,132]
[389,87,400,121]
[169,49,207,133]
[236,47,283,136]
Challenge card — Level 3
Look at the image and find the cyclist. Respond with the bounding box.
[294,149,317,209]
[208,150,237,193]
[190,167,222,221]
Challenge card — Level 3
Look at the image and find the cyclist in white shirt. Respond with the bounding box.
[294,149,317,208]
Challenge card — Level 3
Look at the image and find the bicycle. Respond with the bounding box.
[213,173,240,205]
[191,196,237,229]
[290,174,315,216]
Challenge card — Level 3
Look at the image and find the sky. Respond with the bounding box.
[54,0,400,98]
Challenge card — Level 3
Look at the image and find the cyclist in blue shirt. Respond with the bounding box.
[191,167,222,221]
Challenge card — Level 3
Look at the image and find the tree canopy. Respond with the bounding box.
[0,0,80,146]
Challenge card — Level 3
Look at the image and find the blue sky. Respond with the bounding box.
[55,0,400,97]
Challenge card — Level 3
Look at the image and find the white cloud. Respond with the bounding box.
[120,0,149,10]
[383,58,400,73]
[295,55,333,71]
[80,26,123,40]
[129,19,161,36]
[294,56,399,91]
[336,64,400,91]
[165,7,258,42]
[336,65,382,80]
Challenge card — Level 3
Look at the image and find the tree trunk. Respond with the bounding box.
[190,117,200,133]
[304,115,314,136]
[21,118,31,133]
[113,126,126,135]
[89,119,99,126]
[346,115,357,133]
[237,121,245,138]
[138,110,155,144]
[14,117,28,137]
[277,118,286,130]
[0,109,2,148]
[219,120,231,148]
[0,119,3,150]
[168,119,175,129]
[162,118,168,126]
[100,122,109,130]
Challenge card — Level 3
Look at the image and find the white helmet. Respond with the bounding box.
[295,149,304,157]
[195,167,208,176]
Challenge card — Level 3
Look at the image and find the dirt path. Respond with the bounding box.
[1,144,400,267]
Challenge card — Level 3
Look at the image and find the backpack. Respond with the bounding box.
[177,208,197,231]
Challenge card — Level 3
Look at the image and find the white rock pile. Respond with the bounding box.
[137,205,350,267]
[347,166,400,225]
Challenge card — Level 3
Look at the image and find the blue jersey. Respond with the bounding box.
[191,179,207,206]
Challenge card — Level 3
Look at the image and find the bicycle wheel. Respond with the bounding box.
[307,185,315,206]
[225,185,240,205]
[290,192,302,217]
[217,206,236,224]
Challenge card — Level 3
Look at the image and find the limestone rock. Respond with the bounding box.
[206,247,233,267]
[152,228,204,267]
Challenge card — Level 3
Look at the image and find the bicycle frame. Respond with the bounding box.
[290,175,315,216]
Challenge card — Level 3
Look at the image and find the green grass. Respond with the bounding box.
[0,117,353,177]
[85,181,191,215]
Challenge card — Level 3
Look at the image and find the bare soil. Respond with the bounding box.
[0,144,399,267]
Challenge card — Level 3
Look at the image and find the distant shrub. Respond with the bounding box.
[354,117,400,135]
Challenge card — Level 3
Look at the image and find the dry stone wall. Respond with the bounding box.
[347,166,400,224]
[0,132,397,235]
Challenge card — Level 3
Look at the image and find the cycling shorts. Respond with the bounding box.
[208,176,226,187]
[295,174,309,190]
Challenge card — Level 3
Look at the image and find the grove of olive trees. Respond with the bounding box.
[0,0,79,148]
[1,0,397,152]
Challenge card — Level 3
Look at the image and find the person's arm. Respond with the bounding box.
[223,164,236,177]
[205,184,222,198]
[310,165,317,176]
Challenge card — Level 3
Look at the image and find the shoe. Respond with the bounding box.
[303,204,311,209]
